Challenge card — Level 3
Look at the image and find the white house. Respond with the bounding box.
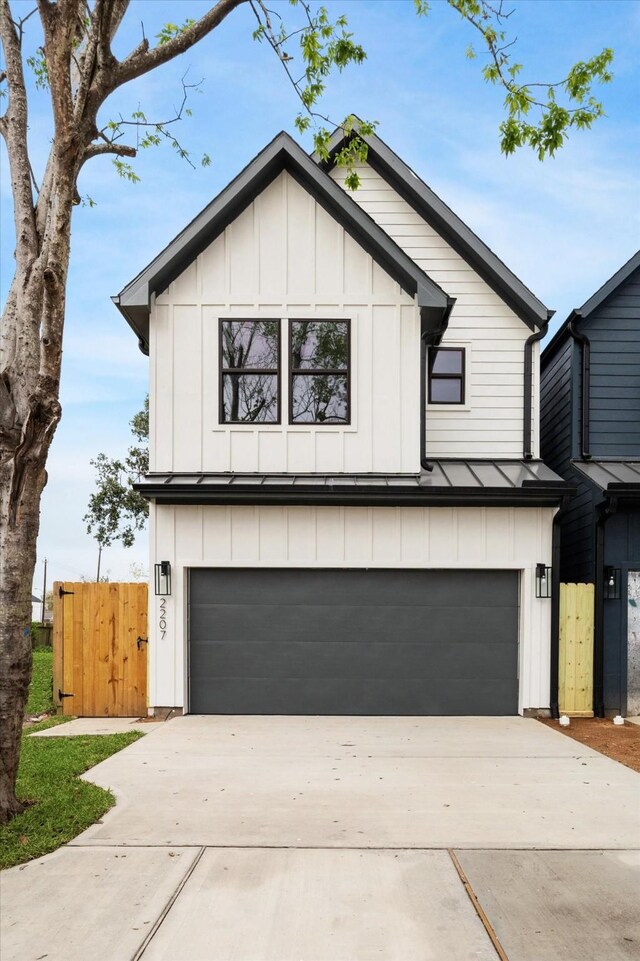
[114,124,570,717]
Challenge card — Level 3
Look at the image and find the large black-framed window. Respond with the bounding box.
[428,347,465,405]
[289,320,351,424]
[219,319,281,423]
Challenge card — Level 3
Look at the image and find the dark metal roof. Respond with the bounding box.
[542,249,640,367]
[315,121,552,331]
[114,131,453,354]
[135,460,570,507]
[572,460,640,494]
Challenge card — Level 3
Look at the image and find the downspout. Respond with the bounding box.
[420,297,456,472]
[567,312,591,460]
[593,496,618,717]
[523,320,549,460]
[550,494,570,718]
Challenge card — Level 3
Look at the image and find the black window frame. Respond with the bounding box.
[288,318,352,426]
[428,346,466,405]
[218,318,281,425]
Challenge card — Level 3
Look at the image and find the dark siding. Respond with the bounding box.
[587,269,640,458]
[541,336,573,470]
[541,337,596,581]
[603,510,640,713]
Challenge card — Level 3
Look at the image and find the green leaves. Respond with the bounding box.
[156,19,196,46]
[250,2,371,187]
[112,159,140,183]
[26,48,49,90]
[84,398,149,548]
[445,0,613,159]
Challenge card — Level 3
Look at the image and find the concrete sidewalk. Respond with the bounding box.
[2,716,639,961]
[30,717,160,736]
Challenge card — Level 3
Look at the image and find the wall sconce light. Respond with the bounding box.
[535,563,552,598]
[603,566,621,600]
[154,561,171,596]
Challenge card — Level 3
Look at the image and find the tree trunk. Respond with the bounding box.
[0,211,69,824]
[0,450,50,820]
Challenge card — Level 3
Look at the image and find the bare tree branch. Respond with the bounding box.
[113,0,246,90]
[82,138,136,163]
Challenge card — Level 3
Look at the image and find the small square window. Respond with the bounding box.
[428,347,465,405]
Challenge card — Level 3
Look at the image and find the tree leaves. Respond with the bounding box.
[84,398,149,549]
[446,0,614,159]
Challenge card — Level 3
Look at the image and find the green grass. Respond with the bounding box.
[1,719,143,869]
[26,648,54,715]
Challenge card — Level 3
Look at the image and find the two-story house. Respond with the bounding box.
[541,251,640,717]
[114,125,570,718]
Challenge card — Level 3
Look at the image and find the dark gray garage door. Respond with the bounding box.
[188,568,519,715]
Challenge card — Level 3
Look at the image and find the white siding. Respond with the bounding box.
[149,171,420,474]
[331,164,539,458]
[149,503,555,713]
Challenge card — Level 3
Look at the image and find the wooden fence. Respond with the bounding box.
[559,582,594,717]
[53,581,148,717]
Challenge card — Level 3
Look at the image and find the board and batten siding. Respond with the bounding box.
[150,170,420,475]
[330,163,538,458]
[149,503,555,714]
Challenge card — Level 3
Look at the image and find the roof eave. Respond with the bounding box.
[315,123,551,331]
[114,131,451,349]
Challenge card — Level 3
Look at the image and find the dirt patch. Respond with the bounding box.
[540,717,640,773]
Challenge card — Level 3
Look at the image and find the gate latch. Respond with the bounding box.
[58,689,74,699]
[58,586,75,597]
[136,636,149,650]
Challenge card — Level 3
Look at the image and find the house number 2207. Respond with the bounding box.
[159,598,167,640]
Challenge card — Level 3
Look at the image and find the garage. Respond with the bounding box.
[188,568,519,716]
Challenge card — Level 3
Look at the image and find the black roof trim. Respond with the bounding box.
[315,122,552,332]
[542,248,640,368]
[135,460,571,507]
[114,131,451,354]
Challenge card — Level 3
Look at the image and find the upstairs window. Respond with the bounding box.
[428,347,465,405]
[290,320,350,424]
[220,320,280,423]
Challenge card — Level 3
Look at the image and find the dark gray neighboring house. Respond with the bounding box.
[541,250,640,717]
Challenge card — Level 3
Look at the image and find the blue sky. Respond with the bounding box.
[1,0,639,589]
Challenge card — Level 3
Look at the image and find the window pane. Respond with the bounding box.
[221,320,279,370]
[222,373,278,422]
[291,374,348,423]
[291,321,348,370]
[430,378,462,403]
[431,349,463,375]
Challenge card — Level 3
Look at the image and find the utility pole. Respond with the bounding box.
[41,558,47,625]
[96,545,102,583]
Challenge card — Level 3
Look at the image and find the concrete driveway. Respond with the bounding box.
[2,716,639,961]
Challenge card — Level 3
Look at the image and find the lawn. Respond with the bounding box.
[3,648,143,869]
[1,719,143,869]
[26,647,55,715]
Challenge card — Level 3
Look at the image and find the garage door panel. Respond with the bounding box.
[189,677,518,716]
[189,640,518,681]
[188,568,519,715]
[189,569,516,609]
[190,605,516,647]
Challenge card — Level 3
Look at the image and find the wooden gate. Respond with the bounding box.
[53,581,148,717]
[559,583,594,717]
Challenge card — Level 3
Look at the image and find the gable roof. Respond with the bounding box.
[542,248,640,367]
[315,122,552,331]
[114,131,453,354]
